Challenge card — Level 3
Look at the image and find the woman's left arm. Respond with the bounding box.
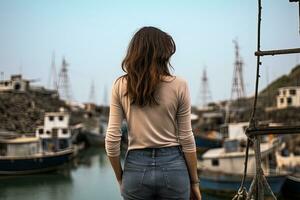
[105,79,124,186]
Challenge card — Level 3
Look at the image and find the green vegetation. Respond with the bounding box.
[231,64,300,124]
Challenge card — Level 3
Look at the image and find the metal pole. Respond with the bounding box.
[250,0,262,122]
[255,48,300,56]
[253,0,262,199]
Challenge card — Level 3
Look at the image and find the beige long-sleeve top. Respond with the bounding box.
[105,75,196,157]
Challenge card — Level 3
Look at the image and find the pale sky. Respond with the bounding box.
[0,0,299,105]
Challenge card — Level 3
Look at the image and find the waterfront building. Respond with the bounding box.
[277,86,300,109]
[35,108,72,151]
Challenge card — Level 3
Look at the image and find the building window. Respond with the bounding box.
[49,116,54,121]
[14,83,21,90]
[4,82,9,86]
[211,159,219,166]
[46,131,50,135]
[59,116,64,121]
[62,129,68,134]
[287,97,292,105]
[220,126,229,138]
[290,89,296,95]
[280,98,284,104]
[283,90,286,95]
[52,128,58,134]
[38,129,43,134]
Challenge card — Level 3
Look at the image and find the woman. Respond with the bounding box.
[105,26,201,200]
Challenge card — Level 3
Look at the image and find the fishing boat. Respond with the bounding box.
[194,131,223,152]
[197,123,287,196]
[0,108,76,175]
[192,110,224,152]
[77,115,107,147]
[194,122,249,153]
[0,136,74,175]
[82,130,106,147]
[282,174,300,199]
[198,170,286,196]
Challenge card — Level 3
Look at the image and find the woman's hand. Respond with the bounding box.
[107,156,123,193]
[190,184,202,200]
[118,179,123,193]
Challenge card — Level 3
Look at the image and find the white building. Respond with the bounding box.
[35,108,71,151]
[277,86,300,109]
[0,74,29,92]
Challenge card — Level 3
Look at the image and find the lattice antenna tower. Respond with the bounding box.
[102,85,108,106]
[199,68,212,108]
[48,52,58,90]
[88,80,96,104]
[57,57,72,102]
[0,72,4,81]
[231,40,246,100]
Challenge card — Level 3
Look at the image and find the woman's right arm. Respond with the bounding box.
[176,80,201,200]
[183,152,201,200]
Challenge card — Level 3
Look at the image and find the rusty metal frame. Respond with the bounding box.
[246,126,300,136]
[233,1,300,200]
[255,48,300,56]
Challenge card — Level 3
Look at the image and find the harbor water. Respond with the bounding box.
[0,147,286,200]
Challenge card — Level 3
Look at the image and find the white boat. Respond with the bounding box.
[200,139,278,174]
[276,141,300,198]
[75,116,107,147]
[197,122,287,196]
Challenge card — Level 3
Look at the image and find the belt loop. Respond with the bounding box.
[152,148,155,158]
[122,150,128,169]
[178,145,183,154]
[124,149,130,164]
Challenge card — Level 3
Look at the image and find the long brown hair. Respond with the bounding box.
[121,26,176,106]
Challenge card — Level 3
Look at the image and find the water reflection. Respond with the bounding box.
[0,171,73,200]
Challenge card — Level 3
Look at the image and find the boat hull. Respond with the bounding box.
[282,175,300,198]
[199,170,286,196]
[0,149,74,175]
[85,132,105,146]
[194,135,222,152]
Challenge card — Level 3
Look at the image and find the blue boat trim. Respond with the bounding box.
[194,135,223,149]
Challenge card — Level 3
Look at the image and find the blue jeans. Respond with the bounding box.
[121,145,190,200]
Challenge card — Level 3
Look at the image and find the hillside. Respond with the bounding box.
[0,90,69,134]
[259,64,300,107]
[230,64,300,124]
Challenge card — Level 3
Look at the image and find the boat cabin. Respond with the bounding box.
[220,122,249,140]
[201,139,277,175]
[0,137,40,157]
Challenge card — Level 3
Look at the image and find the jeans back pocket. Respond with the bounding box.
[162,162,190,193]
[122,166,147,193]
